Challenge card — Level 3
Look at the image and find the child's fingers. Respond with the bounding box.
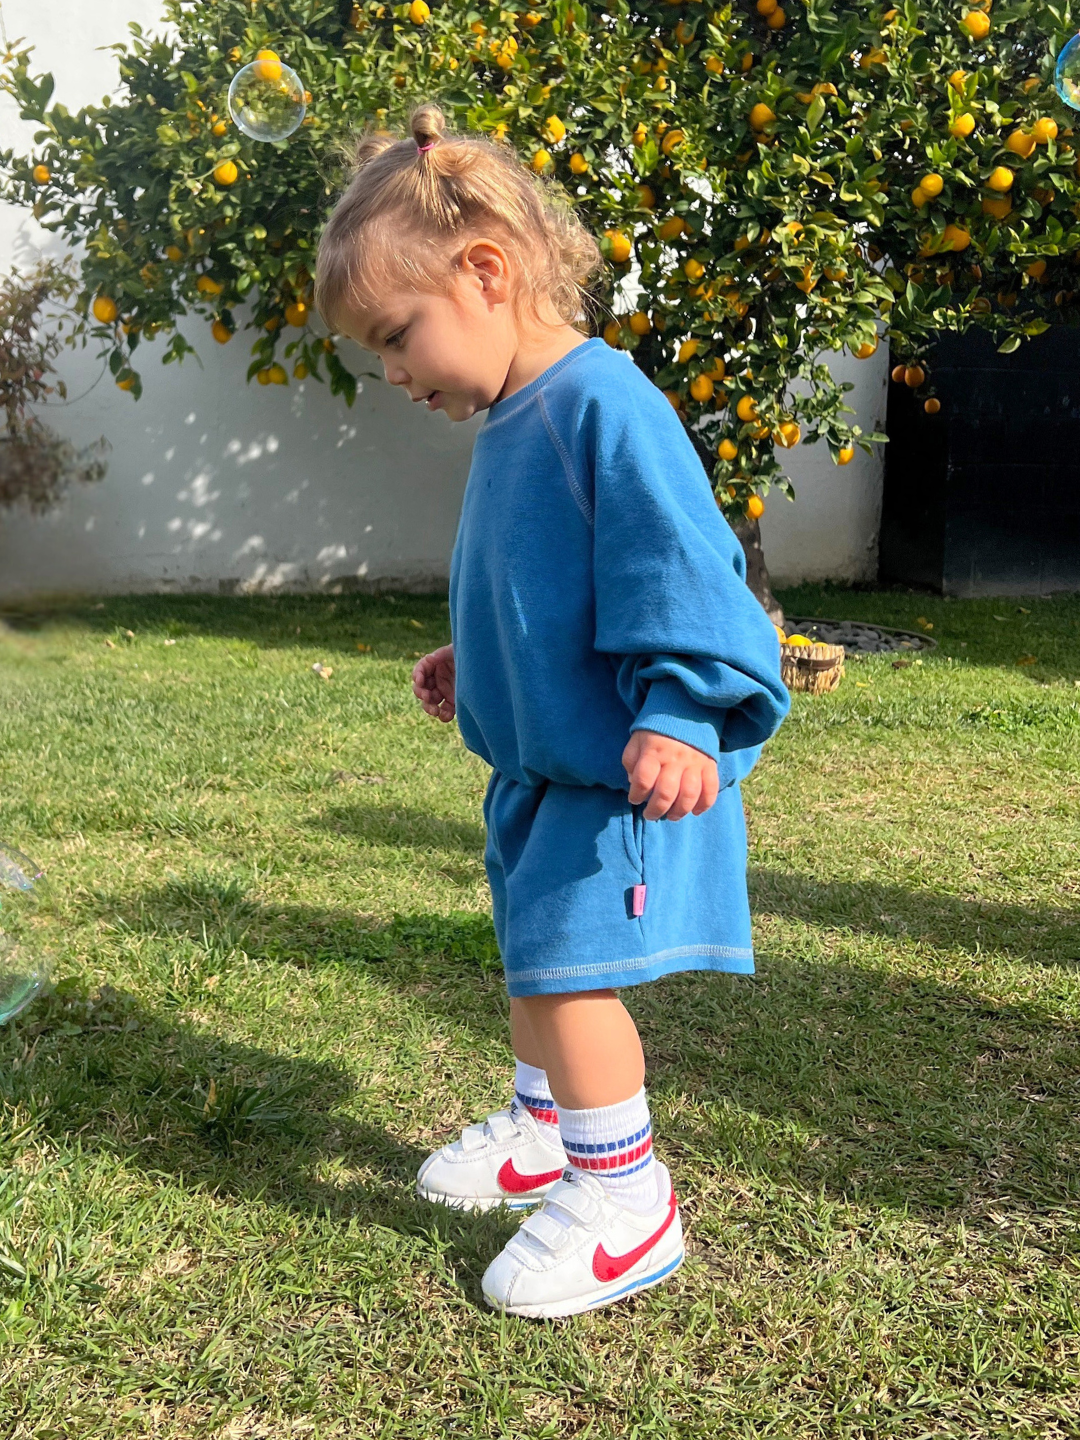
[626,746,661,805]
[692,762,721,814]
[641,761,683,820]
[663,768,703,822]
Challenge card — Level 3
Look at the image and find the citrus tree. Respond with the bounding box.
[2,0,1078,551]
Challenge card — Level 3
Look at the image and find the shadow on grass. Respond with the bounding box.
[0,982,518,1308]
[0,593,452,662]
[49,872,1080,1227]
[310,798,487,862]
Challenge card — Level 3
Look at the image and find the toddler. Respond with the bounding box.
[315,103,789,1319]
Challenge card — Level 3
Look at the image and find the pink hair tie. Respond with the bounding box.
[417,140,436,153]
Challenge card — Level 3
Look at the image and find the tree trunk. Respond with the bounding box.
[731,517,785,629]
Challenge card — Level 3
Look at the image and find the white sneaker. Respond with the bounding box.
[481,1162,684,1318]
[416,1103,567,1212]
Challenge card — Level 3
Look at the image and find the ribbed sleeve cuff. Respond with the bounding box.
[629,676,722,763]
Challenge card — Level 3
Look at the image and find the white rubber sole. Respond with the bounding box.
[415,1182,554,1214]
[483,1243,686,1319]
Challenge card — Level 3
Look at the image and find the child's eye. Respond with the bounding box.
[385,329,405,348]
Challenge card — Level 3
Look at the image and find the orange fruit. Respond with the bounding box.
[408,0,430,21]
[912,186,929,208]
[766,7,786,28]
[982,195,1012,219]
[196,275,224,296]
[718,438,739,460]
[213,160,238,186]
[1027,259,1047,279]
[253,50,282,83]
[542,115,566,145]
[605,230,632,263]
[690,375,715,402]
[948,69,968,91]
[891,363,907,382]
[294,361,309,379]
[569,152,589,174]
[854,340,878,359]
[92,296,118,324]
[961,10,990,38]
[603,320,623,347]
[678,338,700,363]
[530,148,552,173]
[746,495,765,519]
[211,319,232,344]
[285,301,308,327]
[941,223,970,251]
[661,128,685,155]
[684,258,705,281]
[1005,129,1036,158]
[736,395,759,422]
[663,389,683,410]
[164,244,183,262]
[115,375,135,391]
[256,368,272,385]
[756,0,777,12]
[920,173,944,197]
[629,311,652,335]
[904,365,925,387]
[268,363,288,385]
[986,166,1014,192]
[742,52,754,71]
[705,56,724,75]
[837,444,855,465]
[950,113,976,138]
[1032,117,1058,144]
[635,184,655,209]
[32,163,50,184]
[705,359,726,382]
[924,397,941,414]
[749,103,776,131]
[776,421,801,447]
[657,216,687,241]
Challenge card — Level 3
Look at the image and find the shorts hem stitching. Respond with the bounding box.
[507,943,753,987]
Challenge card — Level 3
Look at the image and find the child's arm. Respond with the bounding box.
[412,644,456,722]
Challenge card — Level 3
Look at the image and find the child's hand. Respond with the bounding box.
[412,644,456,722]
[622,730,720,821]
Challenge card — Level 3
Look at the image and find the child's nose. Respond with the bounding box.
[383,358,409,387]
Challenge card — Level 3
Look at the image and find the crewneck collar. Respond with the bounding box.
[482,337,605,427]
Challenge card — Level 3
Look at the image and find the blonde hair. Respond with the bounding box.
[314,103,602,337]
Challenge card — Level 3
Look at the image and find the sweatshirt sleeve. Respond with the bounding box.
[569,365,790,775]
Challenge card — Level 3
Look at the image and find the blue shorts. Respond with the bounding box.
[482,771,755,998]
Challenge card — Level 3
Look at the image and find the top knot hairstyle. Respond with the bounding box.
[314,103,602,338]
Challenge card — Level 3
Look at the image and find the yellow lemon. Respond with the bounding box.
[746,494,765,519]
[211,319,232,344]
[196,275,223,296]
[605,230,632,263]
[986,166,1014,192]
[268,363,288,385]
[92,296,118,324]
[736,395,759,423]
[657,216,687,241]
[1032,117,1058,144]
[285,301,308,327]
[837,444,855,464]
[213,160,238,186]
[678,338,700,363]
[950,113,975,138]
[32,163,50,184]
[542,115,566,145]
[920,173,944,197]
[1005,129,1036,158]
[569,152,589,174]
[530,148,552,172]
[785,633,812,646]
[684,258,705,281]
[690,375,714,402]
[660,128,685,155]
[961,10,990,38]
[718,438,739,461]
[776,421,801,447]
[749,103,776,131]
[253,50,282,83]
[603,320,623,347]
[408,0,430,21]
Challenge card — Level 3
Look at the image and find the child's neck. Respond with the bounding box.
[495,322,588,405]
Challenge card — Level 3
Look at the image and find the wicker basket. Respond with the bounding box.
[781,641,845,694]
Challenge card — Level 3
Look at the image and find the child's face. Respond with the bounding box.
[344,241,519,423]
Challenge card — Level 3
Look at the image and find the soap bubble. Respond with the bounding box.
[0,845,51,1025]
[1055,33,1080,110]
[227,55,306,142]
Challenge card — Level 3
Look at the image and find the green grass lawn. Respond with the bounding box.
[0,587,1078,1439]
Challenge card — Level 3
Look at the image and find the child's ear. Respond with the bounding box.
[460,239,512,301]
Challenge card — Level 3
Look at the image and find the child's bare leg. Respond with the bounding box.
[513,991,645,1109]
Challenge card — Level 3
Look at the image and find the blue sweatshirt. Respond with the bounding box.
[448,338,790,793]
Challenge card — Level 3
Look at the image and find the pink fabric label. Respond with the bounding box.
[632,884,647,917]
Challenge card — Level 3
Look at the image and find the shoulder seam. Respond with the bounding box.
[538,390,594,529]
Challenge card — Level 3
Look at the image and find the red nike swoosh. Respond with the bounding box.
[497,1158,565,1195]
[592,1188,678,1283]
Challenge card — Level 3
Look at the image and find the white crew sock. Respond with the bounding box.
[511,1059,561,1134]
[557,1086,661,1214]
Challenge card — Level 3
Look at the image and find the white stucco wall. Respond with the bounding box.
[0,0,885,599]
